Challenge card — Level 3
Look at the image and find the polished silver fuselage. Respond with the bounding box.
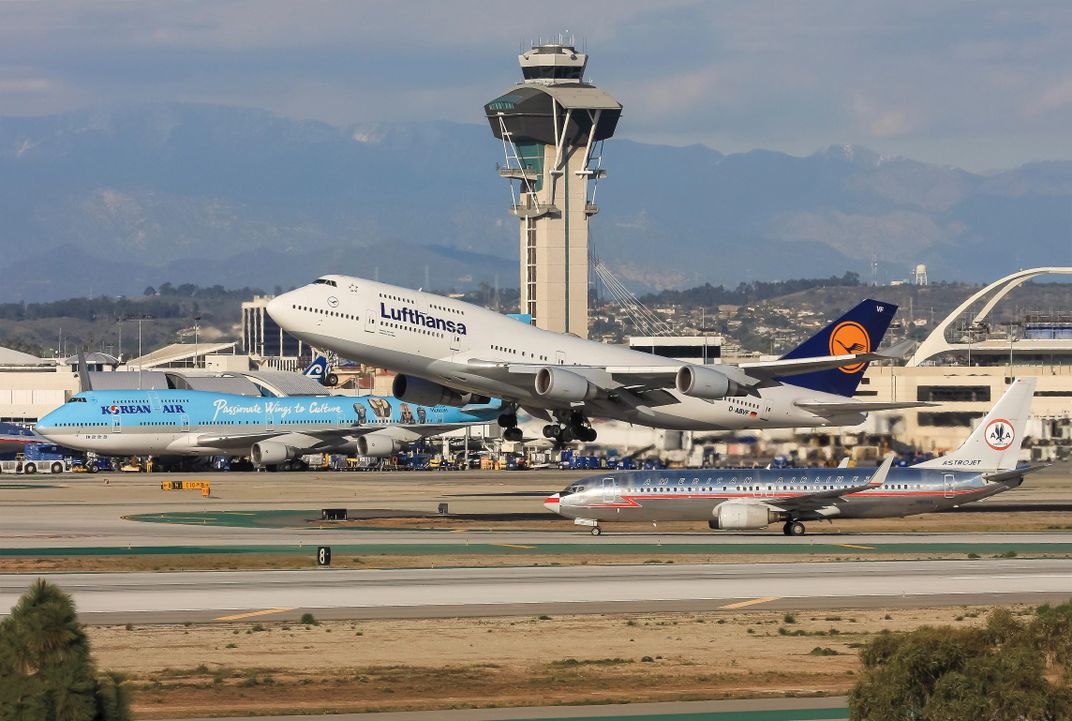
[553,467,1018,522]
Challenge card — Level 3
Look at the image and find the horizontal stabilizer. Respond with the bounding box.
[983,464,1050,485]
[796,400,935,415]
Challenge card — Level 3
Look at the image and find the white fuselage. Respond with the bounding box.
[268,276,865,432]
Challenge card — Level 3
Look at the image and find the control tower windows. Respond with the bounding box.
[522,66,584,81]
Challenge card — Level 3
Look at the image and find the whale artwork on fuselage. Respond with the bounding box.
[35,389,502,464]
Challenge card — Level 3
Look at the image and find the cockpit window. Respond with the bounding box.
[562,485,586,496]
[66,397,87,403]
[313,278,338,287]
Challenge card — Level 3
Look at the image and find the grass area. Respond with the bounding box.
[91,605,1024,718]
[3,549,1070,574]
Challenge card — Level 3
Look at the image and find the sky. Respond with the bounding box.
[1,1,1071,171]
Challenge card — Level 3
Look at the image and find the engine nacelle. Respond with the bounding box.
[710,502,781,530]
[393,375,482,407]
[357,433,402,458]
[534,367,596,402]
[676,364,748,400]
[250,440,296,465]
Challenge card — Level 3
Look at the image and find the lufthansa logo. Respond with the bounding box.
[327,296,339,308]
[829,321,871,374]
[984,418,1014,451]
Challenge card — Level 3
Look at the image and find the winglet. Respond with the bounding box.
[866,453,896,488]
[77,350,93,393]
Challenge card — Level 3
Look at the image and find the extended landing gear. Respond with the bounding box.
[546,410,598,445]
[499,411,523,443]
[783,520,806,536]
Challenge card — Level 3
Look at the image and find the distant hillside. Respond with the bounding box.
[1,103,1070,302]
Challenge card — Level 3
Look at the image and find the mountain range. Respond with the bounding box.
[0,103,1069,302]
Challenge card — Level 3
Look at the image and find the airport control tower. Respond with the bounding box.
[485,41,622,338]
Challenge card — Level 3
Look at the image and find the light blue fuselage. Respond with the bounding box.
[36,390,500,457]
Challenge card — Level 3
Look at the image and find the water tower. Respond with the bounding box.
[484,40,622,338]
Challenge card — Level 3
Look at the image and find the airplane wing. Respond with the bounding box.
[794,400,935,414]
[762,454,894,514]
[194,425,363,448]
[194,421,468,450]
[466,339,913,405]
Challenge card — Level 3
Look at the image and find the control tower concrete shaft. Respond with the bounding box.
[485,42,622,338]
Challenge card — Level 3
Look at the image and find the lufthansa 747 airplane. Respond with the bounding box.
[267,276,923,443]
[545,378,1040,536]
[35,390,502,464]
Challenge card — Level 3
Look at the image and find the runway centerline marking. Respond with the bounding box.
[720,596,781,609]
[214,607,296,621]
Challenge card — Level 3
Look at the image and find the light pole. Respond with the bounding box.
[193,315,201,368]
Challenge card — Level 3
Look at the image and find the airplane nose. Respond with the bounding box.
[266,294,292,326]
[543,493,561,513]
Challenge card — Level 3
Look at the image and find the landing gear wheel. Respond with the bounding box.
[590,526,602,536]
[577,427,597,442]
[543,424,562,440]
[503,427,523,443]
[497,413,518,429]
[788,521,806,536]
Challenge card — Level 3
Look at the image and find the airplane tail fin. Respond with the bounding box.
[302,356,328,380]
[303,355,339,386]
[77,350,93,393]
[913,377,1036,472]
[777,298,897,397]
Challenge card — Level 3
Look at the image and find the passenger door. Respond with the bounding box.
[601,477,617,503]
[943,473,955,499]
[365,309,377,334]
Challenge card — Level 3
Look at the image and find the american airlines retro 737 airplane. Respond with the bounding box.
[267,276,923,442]
[546,378,1041,536]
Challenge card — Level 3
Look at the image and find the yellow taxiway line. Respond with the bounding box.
[214,607,296,621]
[719,596,781,610]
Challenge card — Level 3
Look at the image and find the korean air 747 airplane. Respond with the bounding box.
[545,378,1041,536]
[35,389,502,465]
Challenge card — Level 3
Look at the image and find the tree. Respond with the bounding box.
[142,286,156,296]
[0,579,131,721]
[850,610,1072,721]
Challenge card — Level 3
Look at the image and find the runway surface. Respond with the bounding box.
[160,696,849,721]
[2,466,1070,554]
[5,558,1072,624]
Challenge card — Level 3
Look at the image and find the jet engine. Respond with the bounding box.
[250,440,297,466]
[675,365,748,400]
[392,375,485,407]
[534,367,596,402]
[357,433,402,458]
[709,502,782,530]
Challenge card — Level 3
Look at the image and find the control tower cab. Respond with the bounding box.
[485,42,622,338]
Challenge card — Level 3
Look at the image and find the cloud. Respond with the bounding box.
[1028,76,1072,115]
[0,1,1070,169]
